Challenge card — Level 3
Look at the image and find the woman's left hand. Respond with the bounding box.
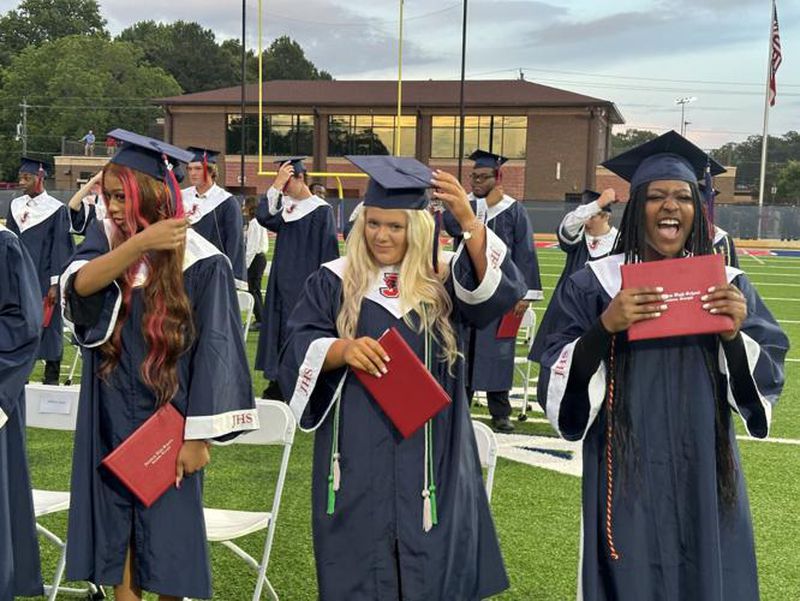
[701,284,748,341]
[176,440,210,488]
[431,170,474,228]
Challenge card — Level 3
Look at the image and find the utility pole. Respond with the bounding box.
[20,97,28,155]
[674,96,696,136]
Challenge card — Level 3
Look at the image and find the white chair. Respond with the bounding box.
[471,420,499,503]
[237,289,256,340]
[202,400,296,601]
[25,384,103,600]
[514,308,539,421]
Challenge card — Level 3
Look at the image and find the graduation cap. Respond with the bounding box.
[345,155,433,211]
[469,149,508,170]
[274,156,307,176]
[19,156,51,177]
[602,130,725,192]
[107,129,195,213]
[581,189,612,213]
[187,147,220,164]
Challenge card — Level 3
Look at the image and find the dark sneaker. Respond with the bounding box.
[491,416,515,433]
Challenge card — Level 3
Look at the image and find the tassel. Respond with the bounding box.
[422,489,433,532]
[332,452,341,491]
[326,474,336,515]
[202,151,209,183]
[431,209,442,273]
[429,484,438,526]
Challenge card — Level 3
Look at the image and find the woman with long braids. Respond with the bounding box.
[279,156,526,600]
[60,131,259,601]
[537,131,788,601]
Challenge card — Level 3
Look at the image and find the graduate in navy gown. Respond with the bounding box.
[699,182,740,268]
[68,170,107,235]
[6,157,75,384]
[442,149,542,432]
[181,147,247,290]
[61,131,259,601]
[255,157,339,399]
[0,224,44,601]
[280,156,525,600]
[537,131,789,601]
[530,188,619,362]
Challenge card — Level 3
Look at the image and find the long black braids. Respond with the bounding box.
[606,181,738,508]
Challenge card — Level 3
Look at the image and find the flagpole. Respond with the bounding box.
[757,0,775,239]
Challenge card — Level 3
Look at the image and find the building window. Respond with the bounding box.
[328,115,416,157]
[430,115,527,159]
[226,113,314,156]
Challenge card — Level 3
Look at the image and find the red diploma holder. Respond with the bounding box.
[101,403,186,508]
[353,327,451,439]
[496,310,524,339]
[621,254,734,342]
[42,296,55,328]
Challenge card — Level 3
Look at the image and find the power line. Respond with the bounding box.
[262,3,460,27]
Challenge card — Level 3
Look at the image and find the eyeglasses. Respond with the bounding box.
[469,173,495,183]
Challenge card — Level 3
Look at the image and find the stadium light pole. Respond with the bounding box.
[675,96,696,137]
[240,0,247,191]
[457,0,469,181]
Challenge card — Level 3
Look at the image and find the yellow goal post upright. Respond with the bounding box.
[256,0,407,227]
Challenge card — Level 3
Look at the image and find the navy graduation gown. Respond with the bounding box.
[443,194,542,391]
[254,189,339,381]
[0,226,44,600]
[530,202,618,362]
[279,228,526,600]
[182,185,247,288]
[537,254,788,601]
[6,193,75,362]
[61,222,259,599]
[714,226,739,268]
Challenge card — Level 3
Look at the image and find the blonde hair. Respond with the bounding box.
[337,208,459,369]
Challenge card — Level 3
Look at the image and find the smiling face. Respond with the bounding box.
[364,207,409,266]
[643,179,695,260]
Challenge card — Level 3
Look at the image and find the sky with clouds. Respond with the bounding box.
[2,0,797,150]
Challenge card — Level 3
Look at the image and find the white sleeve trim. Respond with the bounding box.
[452,227,508,306]
[49,275,59,286]
[69,203,90,235]
[561,201,601,241]
[59,259,123,348]
[524,290,544,301]
[234,278,248,291]
[288,337,340,432]
[717,332,772,438]
[545,338,606,441]
[184,408,261,440]
[267,187,282,216]
[0,407,7,430]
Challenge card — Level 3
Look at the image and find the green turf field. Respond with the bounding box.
[22,247,800,600]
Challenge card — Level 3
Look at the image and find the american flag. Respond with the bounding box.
[769,0,782,107]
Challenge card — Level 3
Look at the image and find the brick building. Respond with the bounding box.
[156,79,624,200]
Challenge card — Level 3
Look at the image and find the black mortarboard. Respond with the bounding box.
[19,156,51,177]
[345,155,432,210]
[274,156,307,176]
[107,129,194,213]
[187,147,220,164]
[469,149,508,170]
[602,130,725,192]
[581,189,612,213]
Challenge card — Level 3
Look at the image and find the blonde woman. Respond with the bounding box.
[279,156,527,600]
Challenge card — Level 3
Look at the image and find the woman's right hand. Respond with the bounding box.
[342,337,390,377]
[600,287,667,333]
[133,218,189,253]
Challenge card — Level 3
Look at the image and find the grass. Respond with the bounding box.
[22,247,800,600]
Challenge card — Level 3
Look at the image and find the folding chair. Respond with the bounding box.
[514,308,539,422]
[202,400,296,601]
[471,420,499,503]
[62,325,82,386]
[24,384,105,600]
[237,289,256,340]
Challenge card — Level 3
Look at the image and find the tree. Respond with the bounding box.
[611,128,658,157]
[0,35,180,180]
[261,36,333,81]
[710,131,800,196]
[0,0,107,67]
[117,21,238,93]
[776,161,800,204]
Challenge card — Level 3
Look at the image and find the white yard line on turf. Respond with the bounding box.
[736,435,800,446]
[741,251,765,265]
[763,297,800,302]
[778,320,800,324]
[751,282,800,287]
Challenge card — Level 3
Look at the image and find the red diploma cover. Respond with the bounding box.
[353,327,451,439]
[101,403,185,508]
[496,310,524,339]
[621,254,734,342]
[42,296,55,328]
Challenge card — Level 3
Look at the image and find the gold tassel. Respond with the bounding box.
[422,489,433,532]
[332,452,341,492]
